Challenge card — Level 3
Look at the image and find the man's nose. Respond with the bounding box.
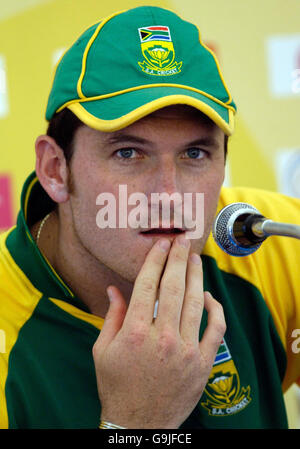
[152,159,180,195]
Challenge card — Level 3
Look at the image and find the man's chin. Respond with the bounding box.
[96,228,208,286]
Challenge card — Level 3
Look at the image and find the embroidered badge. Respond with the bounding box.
[138,26,182,76]
[201,338,252,416]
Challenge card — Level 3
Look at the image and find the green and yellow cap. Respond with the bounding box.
[46,6,237,135]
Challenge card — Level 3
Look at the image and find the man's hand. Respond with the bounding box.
[92,235,226,429]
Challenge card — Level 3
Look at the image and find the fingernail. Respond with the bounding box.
[107,287,114,302]
[178,234,190,248]
[190,253,201,265]
[159,238,171,252]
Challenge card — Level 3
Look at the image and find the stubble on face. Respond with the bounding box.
[60,105,226,284]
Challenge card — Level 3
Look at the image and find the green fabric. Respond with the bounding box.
[3,173,288,429]
[5,296,100,429]
[46,23,99,120]
[45,6,236,126]
[6,172,89,312]
[80,86,230,123]
[4,254,287,429]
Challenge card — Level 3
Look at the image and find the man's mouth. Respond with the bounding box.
[140,228,185,236]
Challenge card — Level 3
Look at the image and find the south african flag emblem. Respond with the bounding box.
[213,338,232,366]
[137,25,182,76]
[138,26,172,43]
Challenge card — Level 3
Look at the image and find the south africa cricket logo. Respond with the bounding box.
[200,338,252,417]
[138,26,182,76]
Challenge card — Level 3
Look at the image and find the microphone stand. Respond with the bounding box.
[251,219,300,240]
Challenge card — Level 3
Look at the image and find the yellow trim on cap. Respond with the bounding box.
[47,48,70,110]
[67,94,235,135]
[74,8,235,109]
[196,25,233,106]
[58,82,236,115]
[77,9,127,99]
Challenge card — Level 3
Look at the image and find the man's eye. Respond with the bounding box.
[185,148,206,159]
[116,148,136,159]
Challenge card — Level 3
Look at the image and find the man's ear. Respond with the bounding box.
[35,135,70,203]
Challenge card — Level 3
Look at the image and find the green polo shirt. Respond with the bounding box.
[0,172,299,428]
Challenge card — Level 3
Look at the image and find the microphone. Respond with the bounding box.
[212,202,300,256]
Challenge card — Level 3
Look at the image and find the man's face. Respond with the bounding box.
[66,105,225,283]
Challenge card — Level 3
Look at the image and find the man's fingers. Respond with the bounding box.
[198,292,226,365]
[179,253,204,342]
[93,286,127,356]
[154,235,191,329]
[124,238,171,325]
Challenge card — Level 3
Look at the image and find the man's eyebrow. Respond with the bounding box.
[101,134,220,148]
[102,133,150,146]
[185,137,220,148]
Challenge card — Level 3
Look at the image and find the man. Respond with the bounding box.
[0,6,299,429]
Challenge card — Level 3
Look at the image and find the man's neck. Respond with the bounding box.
[31,211,133,318]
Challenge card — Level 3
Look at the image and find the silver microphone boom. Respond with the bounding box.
[212,202,300,257]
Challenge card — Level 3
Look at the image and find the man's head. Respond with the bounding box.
[45,6,236,136]
[35,6,236,283]
[36,104,226,283]
[43,5,234,177]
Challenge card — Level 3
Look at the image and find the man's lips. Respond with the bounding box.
[140,228,185,235]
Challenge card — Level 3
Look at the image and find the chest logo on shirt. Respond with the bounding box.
[200,338,252,416]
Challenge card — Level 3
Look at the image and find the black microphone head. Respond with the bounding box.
[212,202,264,256]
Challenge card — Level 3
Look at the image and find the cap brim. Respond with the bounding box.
[66,86,235,136]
